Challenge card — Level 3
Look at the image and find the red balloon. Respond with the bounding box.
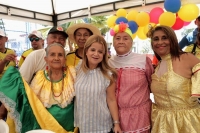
[172,17,184,30]
[183,21,191,26]
[149,7,164,24]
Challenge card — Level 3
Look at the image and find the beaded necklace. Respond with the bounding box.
[48,70,64,98]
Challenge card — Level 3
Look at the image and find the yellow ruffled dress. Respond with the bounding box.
[1,66,76,133]
[30,66,76,108]
[151,54,200,133]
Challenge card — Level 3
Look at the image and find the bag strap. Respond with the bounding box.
[29,72,36,84]
[191,43,197,55]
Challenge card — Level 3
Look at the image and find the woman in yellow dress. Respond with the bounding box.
[0,43,76,133]
[147,25,200,133]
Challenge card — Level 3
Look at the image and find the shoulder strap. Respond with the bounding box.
[29,72,36,84]
[191,43,197,55]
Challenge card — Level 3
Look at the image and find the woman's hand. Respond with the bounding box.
[113,124,122,133]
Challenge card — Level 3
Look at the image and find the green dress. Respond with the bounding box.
[0,67,76,133]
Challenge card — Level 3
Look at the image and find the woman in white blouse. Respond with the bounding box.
[74,35,121,133]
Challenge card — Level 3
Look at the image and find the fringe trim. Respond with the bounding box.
[0,92,22,133]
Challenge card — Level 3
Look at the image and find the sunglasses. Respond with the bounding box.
[29,37,40,42]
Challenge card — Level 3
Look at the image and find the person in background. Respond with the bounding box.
[0,29,16,79]
[147,25,200,133]
[0,43,76,133]
[18,30,44,68]
[0,29,16,120]
[66,23,101,67]
[19,26,68,84]
[74,35,121,133]
[184,31,200,59]
[108,22,154,133]
[179,16,200,49]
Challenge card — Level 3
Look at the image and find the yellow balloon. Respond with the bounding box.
[107,16,118,28]
[132,33,137,39]
[116,9,127,17]
[114,25,119,33]
[126,10,138,21]
[178,4,199,22]
[137,27,147,40]
[159,12,176,27]
[136,12,150,27]
[144,23,156,34]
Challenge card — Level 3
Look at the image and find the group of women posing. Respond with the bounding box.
[0,22,200,133]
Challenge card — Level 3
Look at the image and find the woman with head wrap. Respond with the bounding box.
[108,22,154,133]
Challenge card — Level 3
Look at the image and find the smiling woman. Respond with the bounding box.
[74,35,121,133]
[0,43,77,133]
[147,25,200,133]
[108,21,154,133]
[151,30,171,57]
[45,43,66,71]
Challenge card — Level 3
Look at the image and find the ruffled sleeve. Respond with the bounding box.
[191,63,200,97]
[30,68,76,108]
[68,66,76,81]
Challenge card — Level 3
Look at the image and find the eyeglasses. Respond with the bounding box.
[29,37,40,42]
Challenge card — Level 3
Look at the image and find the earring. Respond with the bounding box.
[46,66,48,71]
[63,66,66,71]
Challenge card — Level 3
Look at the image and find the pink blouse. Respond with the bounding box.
[109,52,154,132]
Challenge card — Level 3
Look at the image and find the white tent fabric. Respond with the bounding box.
[0,0,199,26]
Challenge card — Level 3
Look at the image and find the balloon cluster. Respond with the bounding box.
[107,0,200,40]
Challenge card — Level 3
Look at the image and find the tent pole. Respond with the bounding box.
[52,15,57,26]
[51,0,57,26]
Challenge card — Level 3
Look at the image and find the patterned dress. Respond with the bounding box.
[109,52,154,133]
[151,54,200,133]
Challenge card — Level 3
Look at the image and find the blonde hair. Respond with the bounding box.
[81,35,117,82]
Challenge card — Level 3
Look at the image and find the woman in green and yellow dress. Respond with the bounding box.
[0,43,76,133]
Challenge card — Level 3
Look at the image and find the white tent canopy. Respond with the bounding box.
[0,0,199,26]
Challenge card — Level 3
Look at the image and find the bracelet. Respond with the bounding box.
[113,120,120,124]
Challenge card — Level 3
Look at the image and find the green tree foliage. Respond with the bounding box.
[90,16,109,35]
[81,16,109,35]
[39,16,109,37]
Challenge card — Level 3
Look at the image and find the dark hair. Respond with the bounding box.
[196,32,200,45]
[197,16,200,21]
[147,25,184,61]
[74,28,93,36]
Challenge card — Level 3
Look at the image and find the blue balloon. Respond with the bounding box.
[128,21,138,34]
[164,0,181,13]
[116,17,128,24]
